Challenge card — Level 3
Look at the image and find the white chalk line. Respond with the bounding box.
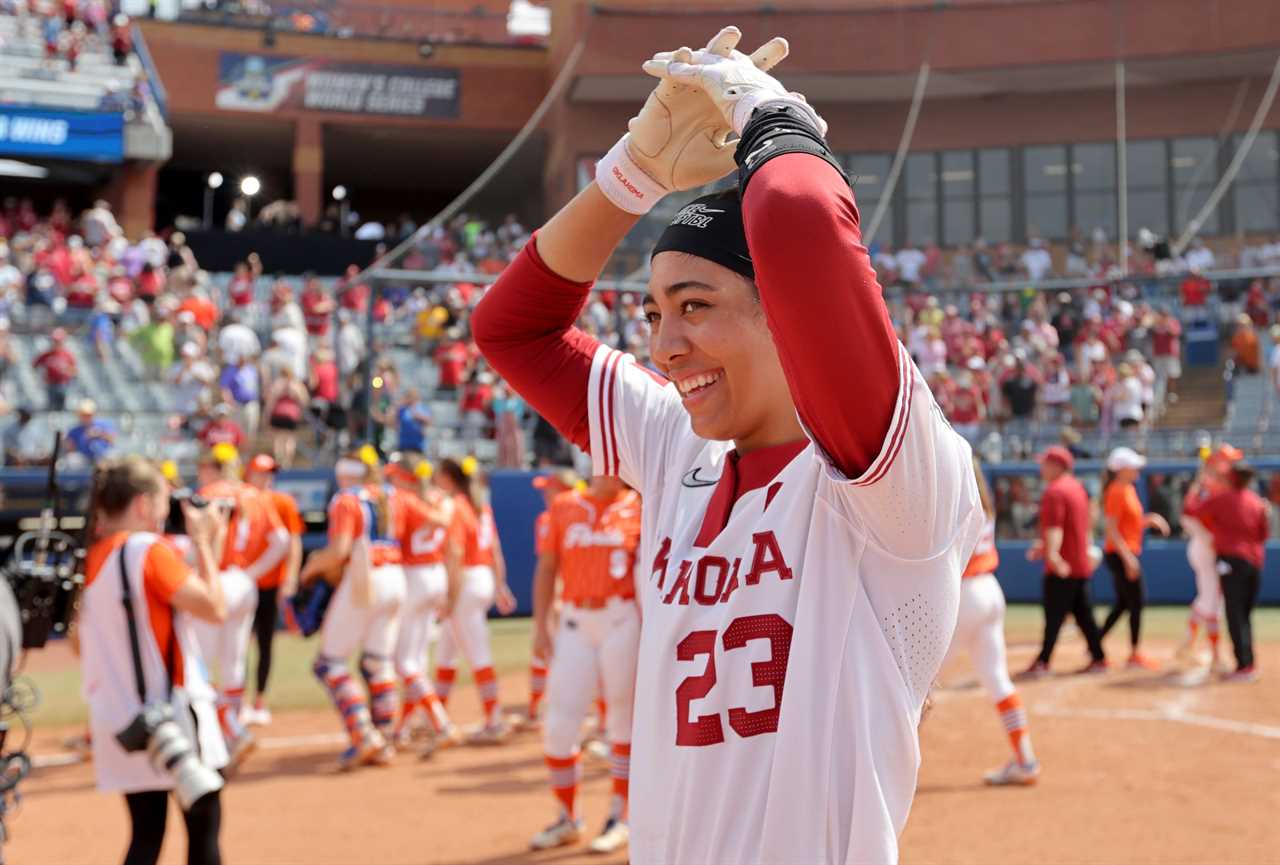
[1033,704,1280,740]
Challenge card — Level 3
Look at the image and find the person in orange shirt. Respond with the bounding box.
[431,458,517,743]
[529,476,641,855]
[385,453,465,754]
[78,456,228,865]
[523,468,580,730]
[1098,447,1171,669]
[242,453,304,727]
[298,450,407,769]
[943,457,1038,788]
[192,445,289,769]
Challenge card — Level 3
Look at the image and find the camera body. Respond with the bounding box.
[115,701,223,811]
[165,489,237,536]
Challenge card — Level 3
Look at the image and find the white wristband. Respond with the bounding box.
[595,135,667,216]
[733,92,826,138]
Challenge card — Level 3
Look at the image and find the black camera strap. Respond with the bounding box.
[117,539,174,704]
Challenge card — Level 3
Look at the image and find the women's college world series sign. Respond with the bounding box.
[216,53,460,118]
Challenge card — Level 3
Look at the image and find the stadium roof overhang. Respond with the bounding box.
[569,48,1280,103]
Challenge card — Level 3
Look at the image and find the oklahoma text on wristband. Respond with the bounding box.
[734,103,846,195]
[596,135,667,216]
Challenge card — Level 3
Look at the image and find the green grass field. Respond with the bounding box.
[23,608,1280,729]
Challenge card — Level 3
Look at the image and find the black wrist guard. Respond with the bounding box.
[734,103,847,195]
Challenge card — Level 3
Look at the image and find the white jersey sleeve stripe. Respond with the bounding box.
[850,342,914,488]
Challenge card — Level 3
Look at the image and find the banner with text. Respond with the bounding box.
[216,53,460,118]
[0,107,123,162]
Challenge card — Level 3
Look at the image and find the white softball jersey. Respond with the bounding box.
[587,342,983,865]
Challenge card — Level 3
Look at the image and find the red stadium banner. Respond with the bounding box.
[216,52,460,118]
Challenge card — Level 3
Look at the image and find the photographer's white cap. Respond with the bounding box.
[1107,447,1146,472]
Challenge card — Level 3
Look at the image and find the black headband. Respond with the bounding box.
[650,189,754,281]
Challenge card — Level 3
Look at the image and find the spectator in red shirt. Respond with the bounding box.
[460,369,494,437]
[1151,309,1182,404]
[338,265,369,312]
[1024,445,1106,676]
[197,403,246,448]
[33,327,77,410]
[434,330,469,394]
[227,254,260,308]
[300,275,334,337]
[1183,462,1269,680]
[135,262,162,305]
[948,369,986,443]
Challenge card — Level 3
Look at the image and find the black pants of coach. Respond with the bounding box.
[1036,575,1106,665]
[252,587,279,696]
[1099,552,1145,649]
[1218,555,1261,671]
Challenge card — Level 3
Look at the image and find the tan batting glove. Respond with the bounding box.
[595,26,789,215]
[643,25,826,138]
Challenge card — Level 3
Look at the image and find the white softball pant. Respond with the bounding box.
[436,565,496,671]
[544,597,640,758]
[192,567,257,691]
[943,574,1016,703]
[320,565,406,660]
[395,563,448,678]
[1184,518,1224,623]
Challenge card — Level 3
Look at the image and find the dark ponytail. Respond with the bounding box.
[439,458,475,510]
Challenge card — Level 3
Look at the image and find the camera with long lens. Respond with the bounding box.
[165,489,237,536]
[115,703,224,811]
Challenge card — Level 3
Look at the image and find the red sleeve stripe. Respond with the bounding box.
[603,349,623,476]
[851,344,913,488]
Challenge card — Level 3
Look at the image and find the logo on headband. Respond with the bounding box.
[670,203,725,229]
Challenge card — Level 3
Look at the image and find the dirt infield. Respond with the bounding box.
[10,628,1280,864]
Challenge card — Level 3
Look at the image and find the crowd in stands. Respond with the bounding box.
[3,187,1280,472]
[0,198,546,470]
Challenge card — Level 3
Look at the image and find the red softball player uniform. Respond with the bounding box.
[474,154,982,864]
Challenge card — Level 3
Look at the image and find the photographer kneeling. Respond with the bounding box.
[78,456,230,865]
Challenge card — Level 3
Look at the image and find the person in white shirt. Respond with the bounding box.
[217,317,260,367]
[1109,363,1145,430]
[1184,238,1215,273]
[171,344,217,416]
[1020,238,1053,282]
[895,243,926,286]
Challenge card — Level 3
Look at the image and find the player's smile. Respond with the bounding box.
[673,368,724,409]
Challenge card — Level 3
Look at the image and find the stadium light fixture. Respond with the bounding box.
[207,172,223,189]
[240,176,261,197]
[332,185,347,202]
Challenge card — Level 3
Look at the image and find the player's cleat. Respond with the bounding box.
[512,711,542,733]
[340,733,388,771]
[469,720,510,746]
[583,738,610,762]
[1221,665,1258,683]
[1126,653,1160,671]
[983,759,1040,787]
[588,818,630,854]
[224,730,258,776]
[530,815,584,850]
[1211,656,1234,676]
[1076,659,1108,675]
[363,742,396,767]
[242,705,272,727]
[1016,660,1050,680]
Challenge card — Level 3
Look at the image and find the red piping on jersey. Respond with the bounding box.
[693,439,808,548]
[604,350,622,476]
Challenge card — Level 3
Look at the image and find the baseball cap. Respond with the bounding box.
[247,453,278,474]
[1106,447,1146,472]
[533,468,579,491]
[1036,445,1075,473]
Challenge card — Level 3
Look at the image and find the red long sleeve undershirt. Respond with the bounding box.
[472,152,900,480]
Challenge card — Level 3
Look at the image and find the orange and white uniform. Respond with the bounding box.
[943,517,1034,770]
[78,532,228,792]
[261,489,304,591]
[433,495,505,726]
[540,489,642,822]
[1184,476,1226,626]
[318,485,408,662]
[192,480,288,710]
[394,489,452,683]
